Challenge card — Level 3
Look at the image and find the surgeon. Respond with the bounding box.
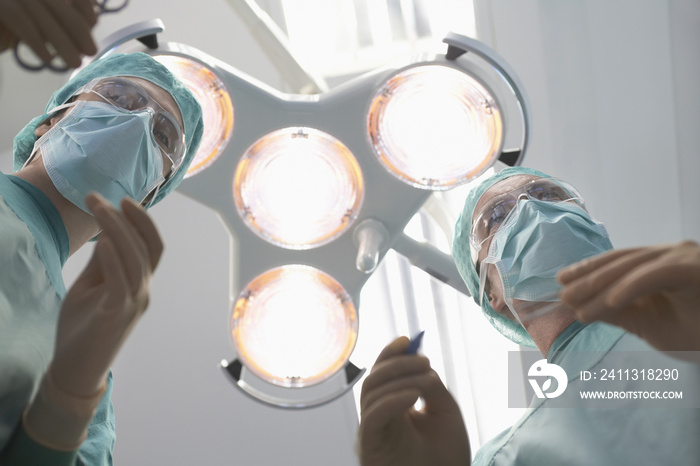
[0,52,203,465]
[356,167,700,466]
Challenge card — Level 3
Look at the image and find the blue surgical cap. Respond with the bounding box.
[452,166,552,348]
[13,52,204,208]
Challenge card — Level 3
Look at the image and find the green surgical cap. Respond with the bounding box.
[452,166,551,348]
[13,52,203,208]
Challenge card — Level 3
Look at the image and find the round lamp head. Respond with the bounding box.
[234,127,364,249]
[231,265,359,387]
[368,64,503,189]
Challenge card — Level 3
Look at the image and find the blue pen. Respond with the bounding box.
[406,330,425,355]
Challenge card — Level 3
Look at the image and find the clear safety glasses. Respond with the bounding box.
[469,177,584,263]
[80,77,187,177]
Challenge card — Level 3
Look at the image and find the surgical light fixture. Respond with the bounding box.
[90,22,530,408]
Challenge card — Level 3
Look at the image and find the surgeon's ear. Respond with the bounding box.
[482,274,506,312]
[34,115,64,137]
[488,291,507,314]
[34,96,78,137]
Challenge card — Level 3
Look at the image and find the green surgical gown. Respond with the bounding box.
[0,172,115,465]
[473,321,700,465]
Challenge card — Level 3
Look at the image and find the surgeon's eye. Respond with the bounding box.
[487,201,513,233]
[95,83,148,111]
[528,183,569,202]
[153,128,171,153]
[152,115,178,153]
[110,92,148,111]
[153,129,171,152]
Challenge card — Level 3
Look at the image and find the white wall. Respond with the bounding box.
[475,0,700,247]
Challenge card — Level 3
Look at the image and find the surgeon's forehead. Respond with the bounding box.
[471,174,541,224]
[111,76,184,130]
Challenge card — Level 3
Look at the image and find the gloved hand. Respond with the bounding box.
[0,0,97,67]
[24,192,164,450]
[558,241,700,357]
[357,337,471,466]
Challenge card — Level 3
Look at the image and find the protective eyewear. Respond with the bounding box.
[13,0,129,72]
[469,177,584,264]
[80,77,187,177]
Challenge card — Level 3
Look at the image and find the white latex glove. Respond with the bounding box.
[24,192,163,450]
[357,337,471,466]
[0,0,97,66]
[559,241,700,358]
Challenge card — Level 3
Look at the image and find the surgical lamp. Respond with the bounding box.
[85,20,530,408]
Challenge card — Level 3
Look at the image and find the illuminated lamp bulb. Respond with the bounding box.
[234,127,364,249]
[231,265,358,387]
[368,64,503,189]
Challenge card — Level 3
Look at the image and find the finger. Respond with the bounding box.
[606,254,699,308]
[71,0,99,27]
[573,294,649,335]
[360,388,420,440]
[95,235,130,309]
[560,246,667,308]
[87,193,149,295]
[28,0,84,66]
[0,21,15,52]
[361,355,431,406]
[362,369,454,416]
[361,364,431,413]
[566,273,650,325]
[18,0,82,67]
[373,336,411,365]
[120,197,164,271]
[0,2,54,63]
[41,0,97,55]
[557,248,640,284]
[73,240,104,287]
[17,0,80,68]
[91,194,150,282]
[363,353,430,390]
[420,370,460,414]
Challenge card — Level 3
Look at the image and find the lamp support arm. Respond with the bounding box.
[392,232,471,297]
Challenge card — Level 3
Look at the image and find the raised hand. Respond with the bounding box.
[357,337,471,466]
[559,241,700,357]
[0,0,98,68]
[51,192,164,398]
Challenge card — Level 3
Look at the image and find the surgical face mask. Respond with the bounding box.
[29,99,165,213]
[478,198,613,328]
[470,177,584,265]
[80,76,186,175]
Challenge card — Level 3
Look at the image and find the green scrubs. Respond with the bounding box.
[474,322,700,465]
[0,172,115,465]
